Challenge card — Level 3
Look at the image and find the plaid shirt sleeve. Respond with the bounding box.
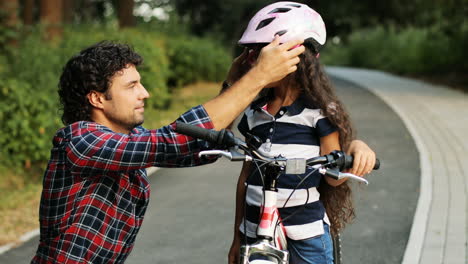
[66,105,215,173]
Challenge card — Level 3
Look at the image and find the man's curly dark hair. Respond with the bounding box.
[58,41,143,125]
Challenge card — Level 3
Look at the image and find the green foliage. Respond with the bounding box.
[0,78,61,168]
[322,24,467,74]
[166,35,231,87]
[0,8,20,55]
[1,31,68,168]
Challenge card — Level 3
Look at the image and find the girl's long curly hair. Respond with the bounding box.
[294,43,355,236]
[257,42,355,236]
[58,41,142,125]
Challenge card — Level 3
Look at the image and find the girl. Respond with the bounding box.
[227,2,375,264]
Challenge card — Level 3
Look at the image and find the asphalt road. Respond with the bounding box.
[0,76,419,264]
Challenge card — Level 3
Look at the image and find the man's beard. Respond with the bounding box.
[108,112,144,132]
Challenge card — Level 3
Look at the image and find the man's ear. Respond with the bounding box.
[87,91,106,110]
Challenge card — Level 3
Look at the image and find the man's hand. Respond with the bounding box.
[347,140,376,176]
[204,36,304,130]
[248,36,305,87]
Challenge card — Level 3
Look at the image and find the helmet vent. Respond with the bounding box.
[275,30,288,36]
[256,17,276,30]
[268,8,291,14]
[286,4,301,8]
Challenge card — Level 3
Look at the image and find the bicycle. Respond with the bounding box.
[175,122,380,264]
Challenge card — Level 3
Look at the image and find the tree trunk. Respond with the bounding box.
[39,0,63,41]
[23,0,36,25]
[0,0,20,46]
[117,0,135,28]
[62,0,74,24]
[0,0,19,27]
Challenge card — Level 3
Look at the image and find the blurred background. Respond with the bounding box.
[0,0,467,248]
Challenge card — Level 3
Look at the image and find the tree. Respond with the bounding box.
[0,0,19,26]
[117,0,135,28]
[23,0,36,25]
[0,0,20,46]
[39,0,64,41]
[63,0,75,24]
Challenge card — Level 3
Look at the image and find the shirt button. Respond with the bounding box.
[279,110,284,115]
[266,138,271,143]
[269,128,274,133]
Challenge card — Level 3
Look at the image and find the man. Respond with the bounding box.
[32,38,374,263]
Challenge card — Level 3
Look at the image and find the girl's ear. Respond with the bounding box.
[87,91,105,110]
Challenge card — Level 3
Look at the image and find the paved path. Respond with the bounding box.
[328,67,467,264]
[331,76,419,264]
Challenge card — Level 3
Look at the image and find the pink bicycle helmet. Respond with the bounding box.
[238,1,326,52]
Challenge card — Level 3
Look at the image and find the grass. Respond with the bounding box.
[0,81,221,246]
[0,168,43,245]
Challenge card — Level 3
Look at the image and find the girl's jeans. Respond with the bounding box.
[287,224,334,264]
[245,224,334,264]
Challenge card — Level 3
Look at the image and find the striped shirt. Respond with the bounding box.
[238,95,337,240]
[32,105,215,264]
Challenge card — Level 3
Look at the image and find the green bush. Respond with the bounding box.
[1,32,68,168]
[166,35,231,87]
[0,78,61,168]
[322,25,467,74]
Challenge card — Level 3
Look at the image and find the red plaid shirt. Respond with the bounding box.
[32,105,215,263]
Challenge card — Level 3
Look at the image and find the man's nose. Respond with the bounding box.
[139,84,150,99]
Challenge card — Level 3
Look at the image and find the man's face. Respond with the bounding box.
[101,64,149,133]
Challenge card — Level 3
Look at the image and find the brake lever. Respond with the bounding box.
[339,172,368,185]
[319,168,368,185]
[198,150,252,162]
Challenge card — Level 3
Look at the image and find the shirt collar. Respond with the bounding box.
[251,94,307,116]
[283,97,306,115]
[251,95,271,111]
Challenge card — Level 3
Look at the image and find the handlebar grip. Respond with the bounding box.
[175,122,219,143]
[374,159,380,170]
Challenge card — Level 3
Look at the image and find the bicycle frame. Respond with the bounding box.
[239,166,289,264]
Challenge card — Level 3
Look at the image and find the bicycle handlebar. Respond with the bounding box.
[307,150,380,171]
[175,121,243,147]
[175,122,380,174]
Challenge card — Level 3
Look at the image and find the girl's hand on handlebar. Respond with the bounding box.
[347,140,376,176]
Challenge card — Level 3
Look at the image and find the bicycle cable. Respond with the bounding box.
[242,152,273,245]
[274,164,329,232]
[263,162,322,245]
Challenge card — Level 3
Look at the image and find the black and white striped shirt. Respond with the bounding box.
[238,95,337,240]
